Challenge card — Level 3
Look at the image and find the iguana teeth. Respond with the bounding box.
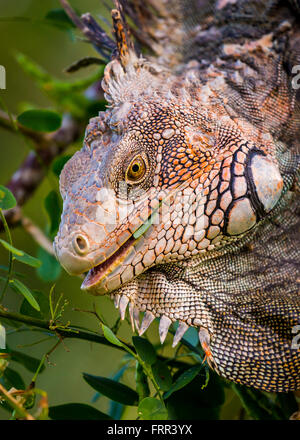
[138,311,155,336]
[114,294,120,309]
[133,306,140,331]
[172,321,189,347]
[128,302,135,331]
[198,327,210,346]
[119,295,129,320]
[159,315,172,344]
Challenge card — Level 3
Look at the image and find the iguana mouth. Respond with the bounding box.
[81,235,136,290]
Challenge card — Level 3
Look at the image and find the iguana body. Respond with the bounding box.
[55,0,300,392]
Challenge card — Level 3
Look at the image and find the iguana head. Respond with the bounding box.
[54,52,283,302]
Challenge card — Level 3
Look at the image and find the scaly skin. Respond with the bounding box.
[55,0,300,392]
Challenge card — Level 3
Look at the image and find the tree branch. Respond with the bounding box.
[0,308,190,370]
[21,216,55,255]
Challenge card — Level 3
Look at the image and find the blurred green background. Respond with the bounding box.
[0,0,243,419]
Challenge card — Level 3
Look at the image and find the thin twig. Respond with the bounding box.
[0,383,35,420]
[0,308,189,370]
[0,114,82,231]
[21,216,54,255]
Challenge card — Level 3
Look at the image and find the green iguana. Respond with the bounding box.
[54,0,300,392]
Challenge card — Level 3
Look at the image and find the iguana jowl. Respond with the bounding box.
[54,0,300,392]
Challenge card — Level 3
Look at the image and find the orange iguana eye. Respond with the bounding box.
[126,155,147,183]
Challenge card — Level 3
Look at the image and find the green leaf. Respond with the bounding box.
[0,324,6,349]
[276,393,298,420]
[232,384,278,420]
[0,185,16,210]
[49,403,112,420]
[92,364,128,403]
[51,154,72,178]
[37,247,61,282]
[133,211,158,239]
[10,279,40,311]
[132,336,157,365]
[10,349,45,373]
[164,365,203,399]
[0,239,23,256]
[45,8,76,30]
[0,239,41,268]
[44,190,62,238]
[2,367,25,390]
[151,361,172,391]
[165,371,224,420]
[17,109,62,132]
[135,362,150,402]
[101,324,124,348]
[138,397,168,420]
[19,290,49,319]
[83,373,139,406]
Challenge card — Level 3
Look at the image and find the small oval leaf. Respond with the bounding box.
[0,324,6,349]
[138,397,168,420]
[163,365,203,399]
[151,361,172,391]
[44,190,62,238]
[0,239,23,256]
[83,373,138,406]
[49,403,112,420]
[0,186,16,210]
[17,109,62,132]
[132,336,157,365]
[37,247,61,282]
[10,279,40,311]
[101,324,123,348]
[20,290,49,319]
[0,240,42,268]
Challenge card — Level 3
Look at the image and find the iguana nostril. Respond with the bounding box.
[72,234,90,255]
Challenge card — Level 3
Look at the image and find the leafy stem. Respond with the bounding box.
[0,208,14,303]
[0,308,189,370]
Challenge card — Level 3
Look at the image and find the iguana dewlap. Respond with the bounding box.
[54,0,300,392]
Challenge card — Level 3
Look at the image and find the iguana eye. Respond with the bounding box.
[125,155,147,183]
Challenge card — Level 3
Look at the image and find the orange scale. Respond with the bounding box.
[204,164,213,173]
[222,167,231,181]
[169,176,180,185]
[181,171,192,180]
[200,173,209,184]
[190,179,199,189]
[178,168,187,176]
